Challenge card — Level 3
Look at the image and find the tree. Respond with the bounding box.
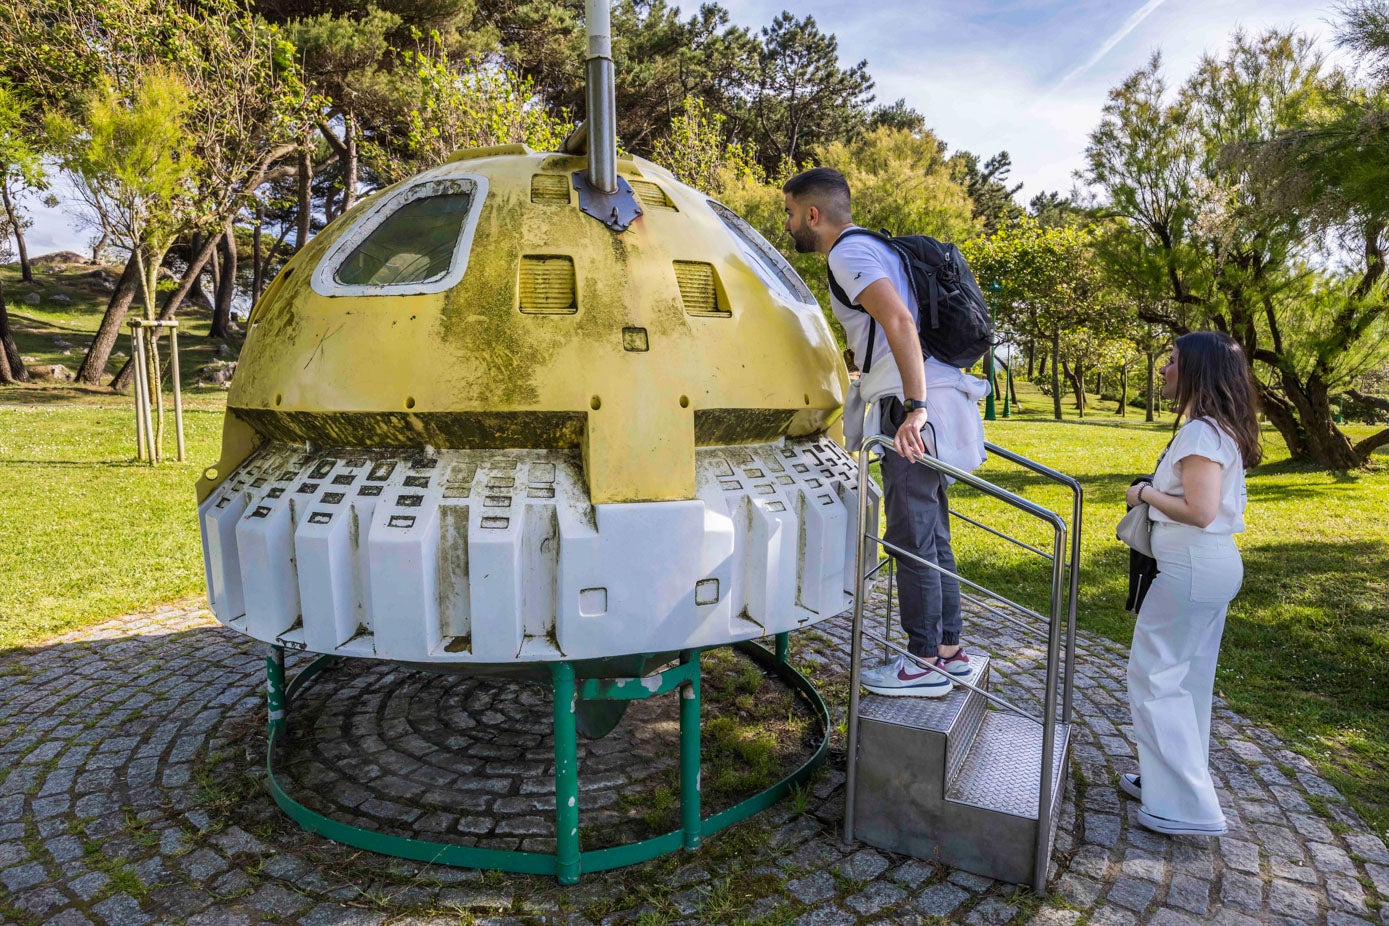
[360,36,569,184]
[49,67,200,457]
[0,80,45,284]
[1083,33,1388,467]
[950,150,1023,235]
[651,96,761,196]
[963,221,1108,420]
[751,13,874,168]
[868,98,926,134]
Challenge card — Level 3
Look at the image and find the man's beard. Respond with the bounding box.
[789,222,817,253]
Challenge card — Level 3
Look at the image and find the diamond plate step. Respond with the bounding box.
[945,711,1070,820]
[858,654,991,783]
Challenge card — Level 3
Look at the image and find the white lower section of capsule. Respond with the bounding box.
[198,437,876,663]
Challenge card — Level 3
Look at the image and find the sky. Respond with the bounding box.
[20,0,1339,256]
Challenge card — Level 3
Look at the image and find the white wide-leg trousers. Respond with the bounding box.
[1127,522,1243,826]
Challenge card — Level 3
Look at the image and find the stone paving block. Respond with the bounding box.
[1166,872,1211,915]
[10,885,68,920]
[915,882,970,916]
[843,880,906,916]
[1220,869,1265,911]
[90,894,152,926]
[1326,874,1372,915]
[836,848,889,882]
[70,870,111,901]
[787,870,836,904]
[1106,876,1157,912]
[42,909,96,926]
[1,860,49,892]
[1345,833,1389,865]
[1029,909,1082,926]
[1218,836,1262,874]
[1120,847,1166,882]
[791,904,855,926]
[888,860,934,888]
[1270,856,1318,883]
[1326,915,1376,926]
[1269,877,1324,922]
[964,896,1019,924]
[1087,908,1138,926]
[947,870,994,892]
[1146,911,1202,926]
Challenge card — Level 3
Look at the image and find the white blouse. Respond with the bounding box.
[1150,418,1248,534]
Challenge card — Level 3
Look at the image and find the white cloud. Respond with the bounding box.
[1051,0,1172,93]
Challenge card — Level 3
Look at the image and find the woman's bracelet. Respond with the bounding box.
[1138,484,1149,504]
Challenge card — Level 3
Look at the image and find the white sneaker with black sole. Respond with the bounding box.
[1136,807,1227,837]
[860,654,952,698]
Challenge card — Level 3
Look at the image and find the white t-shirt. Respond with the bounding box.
[827,228,917,374]
[1150,418,1248,534]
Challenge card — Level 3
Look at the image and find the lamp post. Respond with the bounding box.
[1002,340,1012,418]
[984,283,1001,422]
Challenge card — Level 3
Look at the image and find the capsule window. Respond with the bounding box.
[311,175,488,297]
[707,200,816,305]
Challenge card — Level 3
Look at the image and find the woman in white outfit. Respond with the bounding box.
[1121,331,1261,836]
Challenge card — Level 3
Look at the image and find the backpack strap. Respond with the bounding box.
[826,228,894,376]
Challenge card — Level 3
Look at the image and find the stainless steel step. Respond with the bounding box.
[946,711,1069,819]
[852,672,1071,887]
[858,654,990,783]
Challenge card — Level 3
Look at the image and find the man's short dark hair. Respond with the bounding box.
[782,167,852,222]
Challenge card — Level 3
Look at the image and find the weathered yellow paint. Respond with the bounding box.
[195,410,263,503]
[213,147,847,504]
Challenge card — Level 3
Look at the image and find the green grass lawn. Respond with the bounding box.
[1,369,1385,841]
[2,260,240,408]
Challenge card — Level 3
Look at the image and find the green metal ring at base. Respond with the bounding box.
[264,638,829,881]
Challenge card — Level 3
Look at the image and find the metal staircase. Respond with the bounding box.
[844,438,1083,893]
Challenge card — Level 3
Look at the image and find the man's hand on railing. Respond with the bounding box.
[894,408,929,461]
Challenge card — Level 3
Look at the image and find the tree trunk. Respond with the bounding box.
[211,224,236,339]
[1038,349,1048,379]
[297,140,313,249]
[1118,367,1128,417]
[187,232,212,309]
[1027,338,1035,378]
[342,111,359,213]
[1145,350,1156,422]
[252,201,264,303]
[1062,359,1084,417]
[1,180,33,283]
[0,276,28,383]
[1050,329,1062,420]
[76,254,142,385]
[1095,371,1102,397]
[109,234,219,391]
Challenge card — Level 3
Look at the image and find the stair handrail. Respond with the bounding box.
[843,434,1072,893]
[983,441,1083,725]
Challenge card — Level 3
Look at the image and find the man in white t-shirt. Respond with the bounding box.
[783,167,974,698]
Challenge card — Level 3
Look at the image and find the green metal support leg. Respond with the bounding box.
[775,632,789,665]
[552,662,581,884]
[266,644,286,737]
[679,649,702,851]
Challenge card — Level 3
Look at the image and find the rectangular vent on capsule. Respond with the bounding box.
[674,261,729,317]
[530,173,572,205]
[630,180,676,211]
[519,255,578,315]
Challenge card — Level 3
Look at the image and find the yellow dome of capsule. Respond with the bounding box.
[199,146,847,505]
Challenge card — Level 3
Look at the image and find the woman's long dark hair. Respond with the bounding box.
[1173,331,1262,467]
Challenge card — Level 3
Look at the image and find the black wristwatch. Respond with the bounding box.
[902,398,927,413]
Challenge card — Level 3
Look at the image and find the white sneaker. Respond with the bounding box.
[860,655,952,698]
[1119,773,1142,801]
[1136,807,1227,837]
[936,648,977,686]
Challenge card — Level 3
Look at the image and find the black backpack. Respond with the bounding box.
[826,228,993,373]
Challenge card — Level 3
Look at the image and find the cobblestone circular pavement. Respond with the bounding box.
[2,590,1387,926]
